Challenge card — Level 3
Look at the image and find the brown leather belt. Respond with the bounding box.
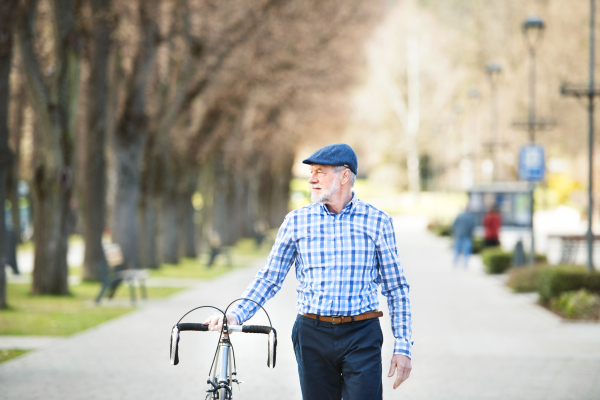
[300,310,383,324]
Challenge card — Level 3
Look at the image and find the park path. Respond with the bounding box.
[1,215,600,399]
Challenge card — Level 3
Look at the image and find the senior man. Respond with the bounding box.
[205,143,412,400]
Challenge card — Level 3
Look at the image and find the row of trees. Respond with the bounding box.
[0,0,381,306]
[348,0,599,195]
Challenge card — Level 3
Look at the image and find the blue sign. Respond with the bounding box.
[519,145,545,181]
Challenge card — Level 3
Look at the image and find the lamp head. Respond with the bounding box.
[522,15,545,49]
[486,63,502,81]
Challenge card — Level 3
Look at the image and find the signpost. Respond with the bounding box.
[518,144,545,264]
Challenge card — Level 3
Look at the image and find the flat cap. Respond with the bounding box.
[302,143,357,175]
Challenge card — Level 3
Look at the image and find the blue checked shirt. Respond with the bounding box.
[230,193,413,357]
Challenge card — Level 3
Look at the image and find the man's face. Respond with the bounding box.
[308,164,341,204]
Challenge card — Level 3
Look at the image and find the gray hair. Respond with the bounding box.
[334,166,356,187]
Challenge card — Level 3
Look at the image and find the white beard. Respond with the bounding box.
[311,175,341,204]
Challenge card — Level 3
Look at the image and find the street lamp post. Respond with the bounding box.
[561,0,600,271]
[523,15,545,143]
[520,15,548,264]
[486,63,502,181]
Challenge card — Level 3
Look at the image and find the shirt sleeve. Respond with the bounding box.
[377,217,413,358]
[229,216,296,324]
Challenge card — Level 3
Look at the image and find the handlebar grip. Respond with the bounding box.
[241,325,273,334]
[170,326,180,365]
[240,326,277,368]
[177,323,209,331]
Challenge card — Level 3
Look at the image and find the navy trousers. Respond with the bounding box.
[291,314,383,400]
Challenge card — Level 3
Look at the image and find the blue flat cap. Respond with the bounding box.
[302,143,357,175]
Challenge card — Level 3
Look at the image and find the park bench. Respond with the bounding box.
[95,243,148,305]
[207,244,233,268]
[548,234,600,265]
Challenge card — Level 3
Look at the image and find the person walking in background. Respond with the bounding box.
[482,205,502,248]
[204,143,412,400]
[452,206,475,268]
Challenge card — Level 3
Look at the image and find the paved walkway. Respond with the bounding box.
[1,216,600,399]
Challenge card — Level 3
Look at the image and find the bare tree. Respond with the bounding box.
[14,0,82,295]
[0,0,19,308]
[81,0,112,281]
[111,0,160,269]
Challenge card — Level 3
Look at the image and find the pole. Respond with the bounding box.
[528,44,537,264]
[491,79,498,181]
[529,48,536,143]
[587,0,596,271]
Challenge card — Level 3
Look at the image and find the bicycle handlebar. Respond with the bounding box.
[170,323,277,368]
[176,323,275,335]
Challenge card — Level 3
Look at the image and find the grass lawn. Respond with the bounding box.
[0,349,29,364]
[2,236,270,338]
[0,282,181,336]
[150,237,271,280]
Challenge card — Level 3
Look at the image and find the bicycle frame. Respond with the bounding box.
[209,335,235,399]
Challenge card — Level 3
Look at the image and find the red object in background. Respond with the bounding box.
[482,211,502,240]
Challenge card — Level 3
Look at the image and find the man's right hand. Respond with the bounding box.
[203,312,239,333]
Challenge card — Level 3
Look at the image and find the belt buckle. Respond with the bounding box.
[331,315,343,324]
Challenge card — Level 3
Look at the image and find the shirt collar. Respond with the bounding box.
[319,192,357,215]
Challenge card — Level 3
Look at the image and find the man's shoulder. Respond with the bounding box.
[354,198,393,223]
[285,203,321,220]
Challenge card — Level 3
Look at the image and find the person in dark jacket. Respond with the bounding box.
[452,207,476,268]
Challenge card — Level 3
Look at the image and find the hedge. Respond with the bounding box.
[471,237,484,254]
[537,267,600,304]
[481,247,512,274]
[507,265,544,292]
[550,289,600,320]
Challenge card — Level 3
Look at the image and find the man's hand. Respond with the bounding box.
[388,354,412,389]
[203,312,239,333]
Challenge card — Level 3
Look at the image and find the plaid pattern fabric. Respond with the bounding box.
[230,194,413,357]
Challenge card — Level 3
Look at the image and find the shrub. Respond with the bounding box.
[481,247,512,274]
[550,289,600,320]
[507,265,545,292]
[427,221,452,237]
[435,224,452,237]
[537,266,600,304]
[471,237,484,254]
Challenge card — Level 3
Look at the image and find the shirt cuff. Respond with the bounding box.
[394,338,413,359]
[228,308,246,325]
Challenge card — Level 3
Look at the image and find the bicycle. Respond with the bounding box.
[170,299,277,399]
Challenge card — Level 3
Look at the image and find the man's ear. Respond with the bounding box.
[342,169,350,185]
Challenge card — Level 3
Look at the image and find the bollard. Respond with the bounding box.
[513,239,526,268]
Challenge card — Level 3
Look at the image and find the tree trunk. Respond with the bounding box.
[267,153,293,228]
[31,165,71,294]
[7,82,24,244]
[213,156,236,246]
[139,193,159,268]
[112,135,145,269]
[138,134,160,269]
[161,190,179,264]
[0,0,18,308]
[82,0,111,281]
[178,188,197,258]
[112,0,158,269]
[15,0,80,295]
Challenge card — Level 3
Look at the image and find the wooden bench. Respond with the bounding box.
[548,234,600,265]
[207,244,233,268]
[95,243,148,305]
